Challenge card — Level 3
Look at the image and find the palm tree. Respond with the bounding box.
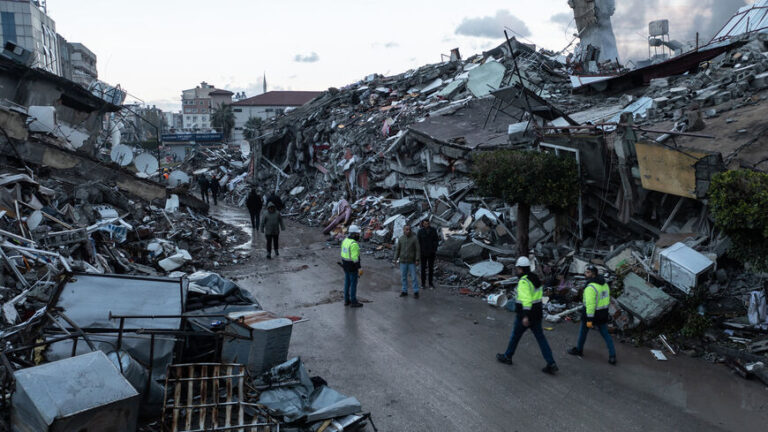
[211,104,235,141]
[243,116,263,141]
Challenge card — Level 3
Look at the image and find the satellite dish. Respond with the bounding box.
[134,153,159,174]
[168,171,190,187]
[110,144,133,166]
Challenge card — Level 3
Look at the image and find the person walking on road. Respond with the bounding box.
[394,225,420,298]
[417,219,439,289]
[497,256,559,374]
[341,225,363,308]
[568,265,617,365]
[197,175,209,204]
[266,192,284,211]
[261,202,285,259]
[246,188,263,230]
[209,175,221,206]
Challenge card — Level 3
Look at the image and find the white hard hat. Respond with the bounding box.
[516,256,531,267]
[348,225,361,234]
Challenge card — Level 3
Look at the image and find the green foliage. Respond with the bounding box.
[681,311,711,338]
[211,104,235,140]
[243,116,263,141]
[471,150,579,210]
[708,169,768,271]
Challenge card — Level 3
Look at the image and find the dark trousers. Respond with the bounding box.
[211,190,218,205]
[266,234,279,255]
[504,314,556,365]
[249,211,260,230]
[576,319,616,357]
[420,255,435,286]
[200,188,208,203]
[344,271,358,303]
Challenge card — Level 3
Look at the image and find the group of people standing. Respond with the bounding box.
[340,218,616,374]
[196,173,222,206]
[246,188,285,259]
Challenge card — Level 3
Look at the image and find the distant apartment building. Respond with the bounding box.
[181,81,233,130]
[0,1,97,88]
[163,111,183,131]
[69,42,97,87]
[0,0,61,75]
[231,91,322,142]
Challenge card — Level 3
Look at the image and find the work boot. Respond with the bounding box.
[609,356,617,365]
[350,302,363,308]
[567,347,583,356]
[266,254,271,259]
[344,301,350,306]
[276,250,280,256]
[496,353,513,365]
[414,292,420,299]
[429,283,435,289]
[399,292,408,297]
[542,363,559,375]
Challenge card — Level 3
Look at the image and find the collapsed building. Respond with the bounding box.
[231,2,768,384]
[0,39,372,432]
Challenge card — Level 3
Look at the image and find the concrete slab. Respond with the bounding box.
[617,272,677,325]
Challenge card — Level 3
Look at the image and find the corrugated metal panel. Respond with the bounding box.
[711,0,768,42]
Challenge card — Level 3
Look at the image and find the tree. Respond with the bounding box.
[472,150,579,255]
[708,169,768,271]
[243,116,263,141]
[211,104,235,140]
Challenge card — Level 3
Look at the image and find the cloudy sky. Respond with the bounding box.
[50,0,749,112]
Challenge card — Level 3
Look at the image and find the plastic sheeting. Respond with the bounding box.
[186,271,261,310]
[257,357,362,424]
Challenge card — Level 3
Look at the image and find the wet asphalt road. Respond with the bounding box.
[213,204,768,432]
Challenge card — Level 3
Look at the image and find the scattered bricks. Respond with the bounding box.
[459,242,484,261]
[437,236,465,258]
[650,78,669,88]
[752,71,768,89]
[652,97,669,109]
[713,91,732,105]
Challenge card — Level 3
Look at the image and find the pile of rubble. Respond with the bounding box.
[200,25,768,385]
[0,78,371,431]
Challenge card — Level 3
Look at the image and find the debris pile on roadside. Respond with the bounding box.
[202,22,768,384]
[0,78,371,430]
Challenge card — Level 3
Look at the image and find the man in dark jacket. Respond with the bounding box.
[245,188,263,230]
[568,265,616,364]
[209,175,221,206]
[260,202,285,259]
[496,256,558,374]
[197,175,209,203]
[417,219,439,289]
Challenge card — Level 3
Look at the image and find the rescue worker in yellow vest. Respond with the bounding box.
[568,265,616,364]
[497,257,558,374]
[341,225,363,308]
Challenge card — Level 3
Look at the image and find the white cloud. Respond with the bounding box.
[455,10,530,39]
[294,52,320,63]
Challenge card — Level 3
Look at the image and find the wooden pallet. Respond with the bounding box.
[162,363,280,432]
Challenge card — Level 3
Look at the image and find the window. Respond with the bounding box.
[1,12,17,43]
[233,108,242,112]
